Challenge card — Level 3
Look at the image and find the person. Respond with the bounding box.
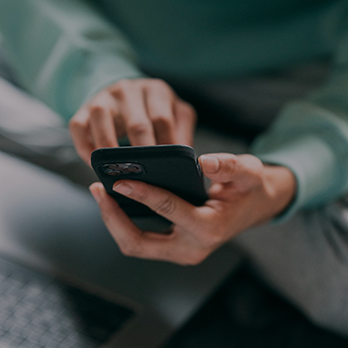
[0,0,348,336]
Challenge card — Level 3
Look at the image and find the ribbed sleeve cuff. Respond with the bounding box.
[84,54,146,102]
[253,136,338,223]
[65,53,146,122]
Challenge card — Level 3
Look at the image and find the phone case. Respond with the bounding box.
[91,145,208,217]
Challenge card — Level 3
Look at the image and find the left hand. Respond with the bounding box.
[89,153,296,265]
[69,78,196,165]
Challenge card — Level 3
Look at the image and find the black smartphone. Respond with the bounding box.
[91,145,208,217]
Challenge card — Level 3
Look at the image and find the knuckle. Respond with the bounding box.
[152,114,173,128]
[153,196,176,216]
[150,78,169,90]
[240,155,264,182]
[88,104,104,117]
[101,139,116,148]
[128,122,151,137]
[189,109,197,123]
[221,156,237,177]
[185,103,197,118]
[112,79,133,97]
[147,79,174,99]
[177,102,197,121]
[68,118,83,131]
[116,79,132,89]
[227,158,237,174]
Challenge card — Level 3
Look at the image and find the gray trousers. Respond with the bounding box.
[1,60,348,336]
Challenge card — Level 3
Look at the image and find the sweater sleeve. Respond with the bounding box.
[251,39,348,222]
[0,0,145,122]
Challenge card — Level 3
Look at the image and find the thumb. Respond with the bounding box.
[199,153,237,183]
[89,182,140,234]
[199,153,263,188]
[89,182,126,218]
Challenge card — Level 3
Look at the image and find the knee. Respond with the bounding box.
[298,288,348,337]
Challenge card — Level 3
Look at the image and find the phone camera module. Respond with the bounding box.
[122,163,142,173]
[102,163,143,176]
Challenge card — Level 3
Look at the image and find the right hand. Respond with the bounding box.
[89,153,296,265]
[69,78,197,165]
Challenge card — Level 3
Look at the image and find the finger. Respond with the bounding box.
[113,113,127,139]
[199,153,263,189]
[88,93,119,148]
[89,105,119,148]
[145,81,176,144]
[111,81,156,146]
[89,182,139,240]
[69,108,95,165]
[89,182,177,261]
[112,180,199,230]
[199,153,237,183]
[174,101,197,146]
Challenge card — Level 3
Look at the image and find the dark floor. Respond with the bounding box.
[163,264,348,348]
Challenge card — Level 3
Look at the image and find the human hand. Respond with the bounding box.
[89,153,296,265]
[69,78,197,164]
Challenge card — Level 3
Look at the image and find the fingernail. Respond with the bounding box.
[200,155,220,173]
[89,185,102,204]
[113,182,133,195]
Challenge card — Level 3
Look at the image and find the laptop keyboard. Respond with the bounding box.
[0,256,134,348]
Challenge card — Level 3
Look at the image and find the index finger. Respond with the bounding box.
[111,83,156,146]
[89,183,173,260]
[113,180,199,230]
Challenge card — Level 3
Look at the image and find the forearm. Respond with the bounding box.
[252,99,348,222]
[0,0,144,121]
[249,3,348,220]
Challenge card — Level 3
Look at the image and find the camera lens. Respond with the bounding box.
[123,163,142,173]
[101,163,143,176]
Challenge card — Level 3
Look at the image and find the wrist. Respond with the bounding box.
[263,164,297,218]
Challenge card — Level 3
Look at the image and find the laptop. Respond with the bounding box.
[0,151,242,348]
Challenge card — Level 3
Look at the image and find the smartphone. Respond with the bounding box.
[91,145,208,217]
